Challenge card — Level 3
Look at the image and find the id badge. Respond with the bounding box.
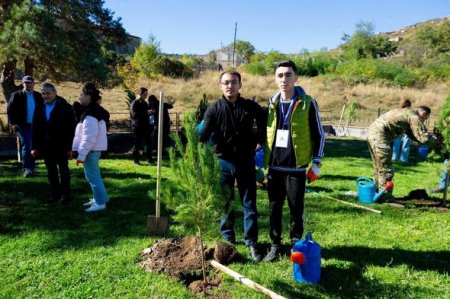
[275,129,289,148]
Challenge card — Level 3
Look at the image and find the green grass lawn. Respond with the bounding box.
[0,138,449,298]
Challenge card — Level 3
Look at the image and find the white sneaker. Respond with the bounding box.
[83,198,95,207]
[84,202,106,213]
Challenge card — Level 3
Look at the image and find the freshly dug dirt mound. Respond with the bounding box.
[141,236,238,297]
[140,236,207,278]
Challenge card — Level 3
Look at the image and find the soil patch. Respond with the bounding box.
[397,189,447,209]
[140,236,238,297]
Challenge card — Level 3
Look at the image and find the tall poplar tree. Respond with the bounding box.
[0,0,127,103]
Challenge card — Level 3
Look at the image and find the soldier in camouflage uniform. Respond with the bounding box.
[367,106,439,195]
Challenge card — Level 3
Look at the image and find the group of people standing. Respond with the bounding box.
[7,77,109,212]
[129,88,173,165]
[6,59,446,262]
[199,60,325,262]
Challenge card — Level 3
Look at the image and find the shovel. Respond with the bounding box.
[147,91,168,235]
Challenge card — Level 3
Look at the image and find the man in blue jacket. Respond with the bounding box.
[7,76,43,177]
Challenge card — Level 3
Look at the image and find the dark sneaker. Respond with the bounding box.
[263,245,282,262]
[133,160,141,166]
[248,244,262,262]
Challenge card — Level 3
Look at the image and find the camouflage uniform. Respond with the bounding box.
[367,108,439,191]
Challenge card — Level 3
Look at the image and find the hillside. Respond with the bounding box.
[383,15,450,41]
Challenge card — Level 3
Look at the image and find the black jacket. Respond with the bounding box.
[7,89,43,128]
[32,96,76,155]
[199,96,266,163]
[149,99,172,132]
[130,99,150,128]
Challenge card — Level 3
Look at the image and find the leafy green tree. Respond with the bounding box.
[229,40,256,63]
[249,52,267,63]
[130,42,163,78]
[414,20,450,58]
[164,110,228,284]
[0,0,127,102]
[341,21,397,60]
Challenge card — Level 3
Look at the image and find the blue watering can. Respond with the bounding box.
[355,177,393,204]
[291,232,321,284]
[417,145,429,159]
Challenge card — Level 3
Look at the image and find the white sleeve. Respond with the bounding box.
[77,116,99,161]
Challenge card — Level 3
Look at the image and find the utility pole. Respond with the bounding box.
[232,22,237,68]
[219,41,223,71]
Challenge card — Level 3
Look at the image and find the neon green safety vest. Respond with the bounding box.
[265,94,313,168]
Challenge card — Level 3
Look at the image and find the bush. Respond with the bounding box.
[331,58,421,87]
[292,52,339,77]
[247,61,269,76]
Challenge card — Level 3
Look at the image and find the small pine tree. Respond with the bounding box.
[436,93,450,151]
[124,86,136,110]
[164,110,228,284]
[195,94,209,124]
[344,102,359,126]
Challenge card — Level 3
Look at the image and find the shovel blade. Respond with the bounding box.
[147,215,168,235]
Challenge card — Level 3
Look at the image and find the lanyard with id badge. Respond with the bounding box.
[275,99,295,148]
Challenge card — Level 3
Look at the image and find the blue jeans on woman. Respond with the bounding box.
[83,151,109,205]
[392,134,411,163]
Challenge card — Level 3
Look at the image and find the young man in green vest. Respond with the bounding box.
[263,60,325,262]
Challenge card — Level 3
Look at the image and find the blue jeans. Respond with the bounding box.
[83,151,109,205]
[219,159,258,246]
[392,134,411,163]
[17,124,35,170]
[439,159,448,190]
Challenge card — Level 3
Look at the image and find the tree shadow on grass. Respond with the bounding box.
[267,246,448,298]
[323,246,449,274]
[0,166,175,251]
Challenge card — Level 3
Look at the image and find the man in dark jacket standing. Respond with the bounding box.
[32,83,76,204]
[130,87,152,165]
[7,76,43,177]
[199,71,266,262]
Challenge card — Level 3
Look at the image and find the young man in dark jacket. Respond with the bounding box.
[7,76,43,177]
[32,83,76,204]
[199,70,266,262]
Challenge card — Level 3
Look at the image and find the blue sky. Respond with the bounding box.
[103,0,449,54]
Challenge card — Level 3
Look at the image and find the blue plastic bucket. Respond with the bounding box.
[356,177,376,204]
[417,145,429,159]
[292,232,321,284]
